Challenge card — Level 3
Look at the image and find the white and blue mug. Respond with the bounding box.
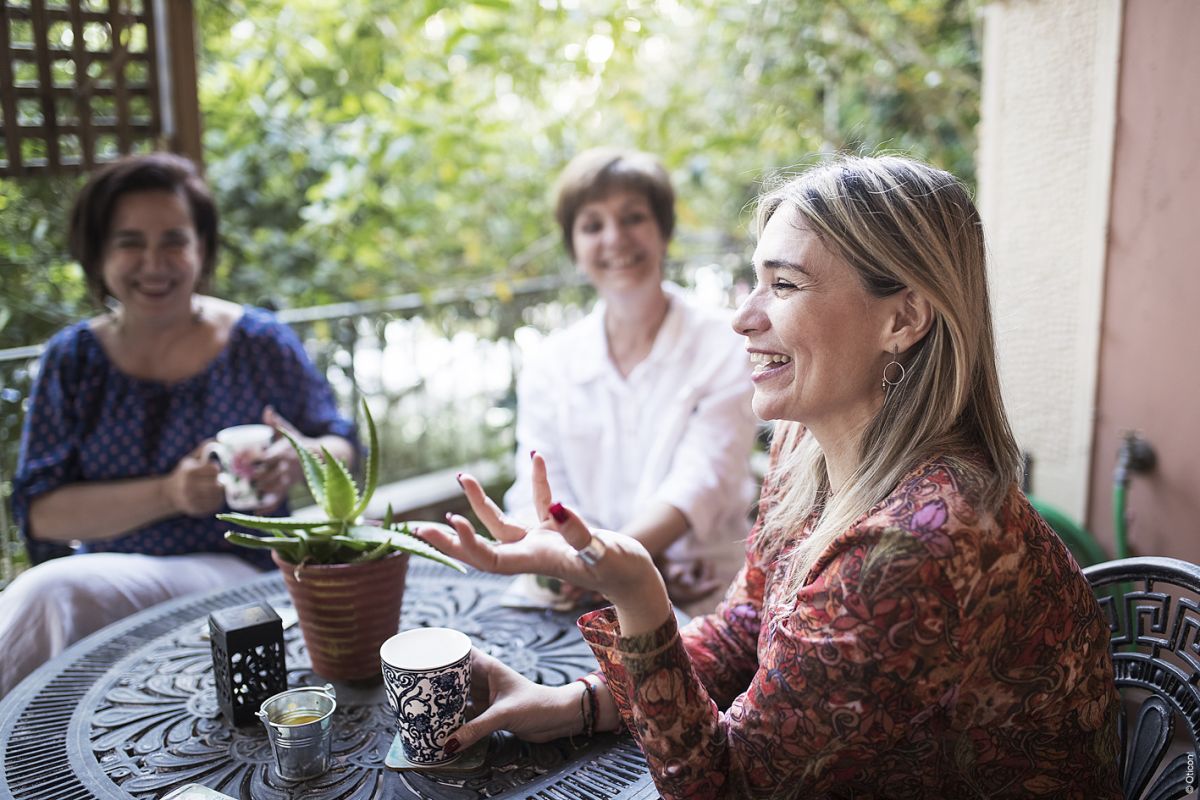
[380,627,472,765]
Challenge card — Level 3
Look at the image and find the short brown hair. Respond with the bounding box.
[553,147,675,261]
[68,152,219,306]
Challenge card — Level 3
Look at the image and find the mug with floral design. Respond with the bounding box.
[203,424,274,510]
[380,627,472,765]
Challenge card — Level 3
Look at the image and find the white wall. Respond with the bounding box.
[977,0,1122,520]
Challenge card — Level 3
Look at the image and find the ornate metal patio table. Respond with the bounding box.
[0,561,661,800]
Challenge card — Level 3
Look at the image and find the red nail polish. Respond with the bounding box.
[456,472,464,488]
[548,503,568,523]
[530,449,537,460]
[444,737,461,755]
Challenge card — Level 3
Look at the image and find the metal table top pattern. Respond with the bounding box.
[0,561,659,800]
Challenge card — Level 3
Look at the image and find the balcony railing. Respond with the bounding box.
[0,245,749,583]
[0,272,596,582]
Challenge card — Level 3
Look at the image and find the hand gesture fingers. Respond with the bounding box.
[543,501,594,552]
[458,472,527,543]
[417,513,506,573]
[530,451,553,523]
[418,513,575,577]
[423,456,663,609]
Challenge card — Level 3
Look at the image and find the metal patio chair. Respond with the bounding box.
[1084,556,1200,800]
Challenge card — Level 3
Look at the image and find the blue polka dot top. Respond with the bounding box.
[12,307,357,570]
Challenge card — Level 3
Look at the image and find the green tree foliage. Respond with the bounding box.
[0,0,980,348]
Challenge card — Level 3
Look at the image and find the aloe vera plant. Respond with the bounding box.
[220,401,465,572]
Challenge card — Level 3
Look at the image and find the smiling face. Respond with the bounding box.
[733,203,899,440]
[101,189,204,324]
[571,189,666,298]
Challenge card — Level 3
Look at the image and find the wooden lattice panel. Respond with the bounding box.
[0,0,164,175]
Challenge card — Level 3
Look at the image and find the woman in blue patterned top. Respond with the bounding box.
[0,153,356,696]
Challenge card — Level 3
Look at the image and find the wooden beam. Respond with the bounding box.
[68,0,94,170]
[141,0,162,149]
[10,83,153,98]
[29,0,61,172]
[110,0,130,154]
[164,0,201,167]
[0,3,23,170]
[10,121,155,137]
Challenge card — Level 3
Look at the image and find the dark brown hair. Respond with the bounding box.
[553,147,675,260]
[68,152,218,306]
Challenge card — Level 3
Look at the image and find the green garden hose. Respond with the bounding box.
[1113,481,1130,560]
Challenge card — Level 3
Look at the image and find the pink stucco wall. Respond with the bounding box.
[1087,0,1200,559]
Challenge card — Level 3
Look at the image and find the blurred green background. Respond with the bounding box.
[0,0,981,346]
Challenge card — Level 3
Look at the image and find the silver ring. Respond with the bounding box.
[576,535,607,567]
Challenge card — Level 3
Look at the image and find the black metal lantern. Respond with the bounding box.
[209,603,288,726]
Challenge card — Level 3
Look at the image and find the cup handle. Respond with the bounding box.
[202,442,233,488]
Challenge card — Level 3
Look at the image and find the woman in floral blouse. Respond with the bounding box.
[420,156,1121,798]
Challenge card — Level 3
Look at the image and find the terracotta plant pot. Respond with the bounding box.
[273,550,410,681]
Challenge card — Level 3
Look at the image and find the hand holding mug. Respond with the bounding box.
[202,424,276,510]
[448,647,584,754]
[164,442,226,517]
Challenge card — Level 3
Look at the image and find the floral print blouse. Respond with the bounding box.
[578,447,1121,799]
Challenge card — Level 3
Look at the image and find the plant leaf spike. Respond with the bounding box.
[220,400,465,572]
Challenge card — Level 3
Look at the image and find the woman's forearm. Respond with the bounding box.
[27,477,177,543]
[613,569,674,638]
[621,501,689,559]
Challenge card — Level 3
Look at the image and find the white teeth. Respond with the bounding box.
[748,352,792,366]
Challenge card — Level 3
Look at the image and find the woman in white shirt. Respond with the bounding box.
[503,147,757,614]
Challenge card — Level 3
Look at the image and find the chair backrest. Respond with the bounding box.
[1084,556,1200,800]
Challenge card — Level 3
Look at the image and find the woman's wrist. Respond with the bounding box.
[548,682,590,738]
[575,676,598,737]
[610,567,673,637]
[156,472,182,517]
[590,674,622,733]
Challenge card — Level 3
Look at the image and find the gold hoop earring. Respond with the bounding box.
[882,344,906,392]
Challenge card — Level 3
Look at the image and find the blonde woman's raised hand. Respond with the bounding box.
[417,453,664,610]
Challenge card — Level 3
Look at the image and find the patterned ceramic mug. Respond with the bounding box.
[203,424,274,510]
[380,627,473,765]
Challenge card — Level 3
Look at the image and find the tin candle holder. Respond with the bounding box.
[257,684,338,781]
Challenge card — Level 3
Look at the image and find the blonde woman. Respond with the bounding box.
[421,156,1120,798]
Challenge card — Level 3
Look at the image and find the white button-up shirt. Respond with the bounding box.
[504,283,758,593]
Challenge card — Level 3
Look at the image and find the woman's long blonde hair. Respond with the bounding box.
[754,156,1021,590]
